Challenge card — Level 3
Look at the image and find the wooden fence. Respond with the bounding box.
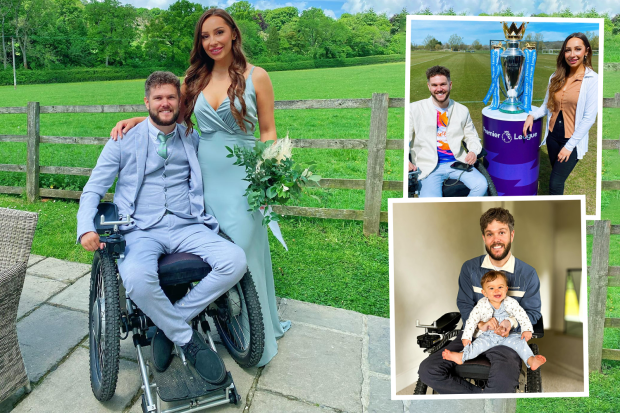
[587,220,620,372]
[0,94,405,236]
[601,93,620,189]
[589,94,620,371]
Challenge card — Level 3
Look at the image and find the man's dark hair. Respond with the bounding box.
[480,207,515,234]
[481,270,508,288]
[145,71,181,98]
[426,66,451,82]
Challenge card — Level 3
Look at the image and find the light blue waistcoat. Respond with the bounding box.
[133,133,199,229]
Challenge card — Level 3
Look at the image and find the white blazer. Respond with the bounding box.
[408,97,482,180]
[529,67,598,160]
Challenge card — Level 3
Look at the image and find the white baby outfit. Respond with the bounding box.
[461,297,535,367]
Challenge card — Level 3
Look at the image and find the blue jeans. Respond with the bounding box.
[463,332,534,368]
[419,162,488,198]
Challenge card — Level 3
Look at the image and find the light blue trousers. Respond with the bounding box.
[117,214,247,346]
[419,162,488,197]
[462,331,534,367]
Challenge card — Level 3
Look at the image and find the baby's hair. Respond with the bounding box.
[480,270,508,288]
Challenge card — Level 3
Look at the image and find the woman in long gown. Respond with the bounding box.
[111,8,290,367]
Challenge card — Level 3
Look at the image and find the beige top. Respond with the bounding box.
[549,72,584,138]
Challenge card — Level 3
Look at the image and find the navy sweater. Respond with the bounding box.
[456,255,542,332]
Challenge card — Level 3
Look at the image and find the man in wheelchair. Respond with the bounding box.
[77,71,246,385]
[408,65,489,197]
[417,207,542,394]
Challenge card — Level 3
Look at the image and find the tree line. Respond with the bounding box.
[411,8,616,53]
[0,0,408,71]
[418,31,600,52]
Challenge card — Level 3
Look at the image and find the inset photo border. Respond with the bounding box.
[404,15,603,220]
[389,196,588,400]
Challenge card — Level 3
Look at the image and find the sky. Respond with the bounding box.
[120,0,619,20]
[410,21,602,46]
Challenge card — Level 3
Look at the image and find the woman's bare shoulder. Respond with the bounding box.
[249,66,271,83]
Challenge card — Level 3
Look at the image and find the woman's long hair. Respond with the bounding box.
[183,9,252,133]
[547,32,593,112]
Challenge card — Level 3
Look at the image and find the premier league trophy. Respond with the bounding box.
[482,22,543,196]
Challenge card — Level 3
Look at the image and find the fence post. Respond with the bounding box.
[589,219,610,373]
[363,93,389,236]
[26,101,40,203]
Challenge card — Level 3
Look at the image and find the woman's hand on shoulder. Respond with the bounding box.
[110,117,144,141]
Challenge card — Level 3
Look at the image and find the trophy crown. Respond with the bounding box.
[501,21,527,40]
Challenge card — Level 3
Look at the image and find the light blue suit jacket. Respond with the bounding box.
[77,119,219,240]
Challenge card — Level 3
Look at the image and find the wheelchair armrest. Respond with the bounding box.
[532,316,544,339]
[95,202,120,235]
[477,148,487,160]
[419,312,461,334]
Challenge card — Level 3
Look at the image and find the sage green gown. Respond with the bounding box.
[194,67,290,367]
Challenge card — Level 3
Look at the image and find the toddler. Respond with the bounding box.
[442,270,546,370]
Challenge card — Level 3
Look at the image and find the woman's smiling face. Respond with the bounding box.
[564,37,588,69]
[201,15,236,61]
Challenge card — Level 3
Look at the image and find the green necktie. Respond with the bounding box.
[156,131,173,159]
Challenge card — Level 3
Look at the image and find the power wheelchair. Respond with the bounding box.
[88,202,265,412]
[408,148,498,198]
[413,312,543,394]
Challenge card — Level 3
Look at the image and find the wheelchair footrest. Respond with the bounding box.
[152,356,234,402]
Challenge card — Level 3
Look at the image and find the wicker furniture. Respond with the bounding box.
[0,207,38,402]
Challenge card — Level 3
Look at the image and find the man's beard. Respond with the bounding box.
[432,89,451,103]
[149,107,179,126]
[486,241,512,262]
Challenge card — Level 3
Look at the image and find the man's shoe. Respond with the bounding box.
[151,327,174,372]
[181,330,226,384]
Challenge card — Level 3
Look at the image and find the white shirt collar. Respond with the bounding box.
[481,254,515,272]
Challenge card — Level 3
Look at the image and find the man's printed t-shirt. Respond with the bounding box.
[436,107,456,163]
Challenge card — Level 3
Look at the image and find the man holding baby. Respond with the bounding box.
[418,207,542,394]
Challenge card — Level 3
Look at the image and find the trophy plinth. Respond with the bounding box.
[482,21,541,196]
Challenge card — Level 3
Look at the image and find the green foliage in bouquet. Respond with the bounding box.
[226,137,321,226]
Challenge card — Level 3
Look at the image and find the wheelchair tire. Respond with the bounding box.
[213,270,265,368]
[89,250,121,402]
[413,379,428,395]
[475,163,498,197]
[526,343,542,393]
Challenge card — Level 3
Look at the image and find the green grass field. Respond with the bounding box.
[0,62,407,318]
[409,51,598,215]
[0,62,405,211]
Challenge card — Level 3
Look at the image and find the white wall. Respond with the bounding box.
[393,201,489,391]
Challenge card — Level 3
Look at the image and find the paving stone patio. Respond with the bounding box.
[1,255,517,413]
[1,255,402,413]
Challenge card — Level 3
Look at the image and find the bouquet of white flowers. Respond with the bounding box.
[226,136,320,226]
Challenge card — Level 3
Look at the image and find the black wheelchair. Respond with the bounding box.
[408,148,498,198]
[413,312,543,394]
[88,202,265,412]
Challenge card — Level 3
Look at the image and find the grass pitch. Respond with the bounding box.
[409,51,599,215]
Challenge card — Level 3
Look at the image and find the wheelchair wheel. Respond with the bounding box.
[526,343,542,393]
[413,379,428,395]
[212,270,264,368]
[476,163,498,196]
[89,250,121,401]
